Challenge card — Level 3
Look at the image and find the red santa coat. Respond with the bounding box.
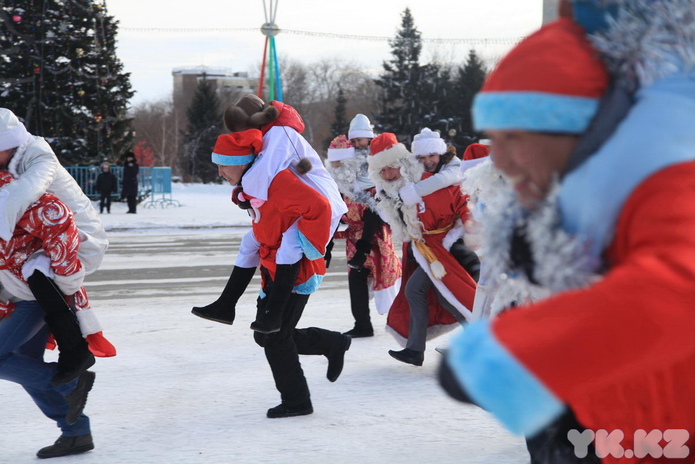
[493,162,695,462]
[0,172,115,357]
[334,198,401,290]
[387,177,477,341]
[245,168,332,293]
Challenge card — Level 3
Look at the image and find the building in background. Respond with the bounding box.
[172,66,256,132]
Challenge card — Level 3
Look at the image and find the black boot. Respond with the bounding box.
[389,348,424,366]
[65,370,96,425]
[192,266,256,324]
[37,433,94,459]
[326,334,351,382]
[26,271,95,387]
[250,262,301,334]
[344,267,374,337]
[267,400,313,418]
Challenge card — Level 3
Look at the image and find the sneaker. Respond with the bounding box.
[37,433,94,459]
[65,371,96,425]
[267,401,313,419]
[343,327,374,338]
[326,335,351,382]
[388,348,424,366]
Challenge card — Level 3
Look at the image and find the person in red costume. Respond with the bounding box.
[366,133,477,366]
[0,170,115,459]
[325,134,401,338]
[192,95,350,419]
[441,3,695,462]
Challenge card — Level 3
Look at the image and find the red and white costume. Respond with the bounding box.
[367,134,477,343]
[0,171,115,357]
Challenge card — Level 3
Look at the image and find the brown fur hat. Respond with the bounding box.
[224,94,280,132]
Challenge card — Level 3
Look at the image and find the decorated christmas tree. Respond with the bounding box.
[0,0,134,165]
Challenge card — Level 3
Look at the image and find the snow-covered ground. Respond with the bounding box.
[1,183,528,463]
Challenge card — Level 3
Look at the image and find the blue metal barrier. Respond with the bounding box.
[65,166,179,208]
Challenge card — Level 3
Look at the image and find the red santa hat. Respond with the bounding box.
[211,129,263,166]
[472,18,608,134]
[367,133,411,175]
[0,108,31,151]
[463,143,490,161]
[326,134,355,162]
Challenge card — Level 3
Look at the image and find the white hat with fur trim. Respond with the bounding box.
[0,108,30,151]
[327,134,355,162]
[411,128,446,157]
[348,113,375,140]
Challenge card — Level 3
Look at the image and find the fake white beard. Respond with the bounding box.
[373,159,425,242]
[463,160,601,316]
[326,152,376,209]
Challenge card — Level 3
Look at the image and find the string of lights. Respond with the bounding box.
[120,27,523,45]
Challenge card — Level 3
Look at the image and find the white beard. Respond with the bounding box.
[325,151,376,209]
[373,158,425,242]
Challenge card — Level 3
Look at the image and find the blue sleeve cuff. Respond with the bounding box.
[446,320,565,436]
[297,229,324,261]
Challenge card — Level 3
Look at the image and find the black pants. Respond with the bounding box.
[348,267,372,330]
[254,292,343,407]
[99,194,111,213]
[126,194,137,213]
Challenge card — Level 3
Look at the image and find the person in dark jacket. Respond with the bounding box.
[95,163,117,214]
[120,153,139,214]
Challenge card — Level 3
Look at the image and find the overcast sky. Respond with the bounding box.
[107,0,543,105]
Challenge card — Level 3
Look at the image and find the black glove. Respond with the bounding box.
[232,186,251,210]
[438,357,475,405]
[348,239,372,270]
[449,239,481,282]
[324,239,334,268]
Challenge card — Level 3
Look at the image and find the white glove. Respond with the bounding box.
[399,183,422,206]
[22,251,55,281]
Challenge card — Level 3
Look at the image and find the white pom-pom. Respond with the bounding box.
[430,260,447,280]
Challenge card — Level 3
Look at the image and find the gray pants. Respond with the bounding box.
[405,266,466,352]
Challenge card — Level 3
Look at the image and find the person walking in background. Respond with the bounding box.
[325,134,401,338]
[121,152,139,214]
[95,162,117,214]
[367,133,477,366]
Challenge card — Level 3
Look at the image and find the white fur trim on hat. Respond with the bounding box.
[348,114,375,140]
[327,146,355,162]
[411,128,446,157]
[0,108,30,151]
[367,143,411,175]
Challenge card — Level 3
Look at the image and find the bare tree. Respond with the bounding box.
[130,98,179,172]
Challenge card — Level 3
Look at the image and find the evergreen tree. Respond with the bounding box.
[181,76,222,183]
[453,50,487,138]
[326,86,348,147]
[374,8,441,143]
[0,0,134,165]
